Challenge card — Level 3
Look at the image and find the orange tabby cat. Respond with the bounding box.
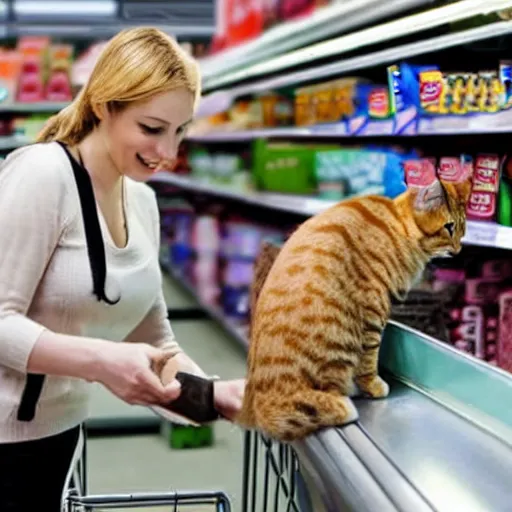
[237,175,473,442]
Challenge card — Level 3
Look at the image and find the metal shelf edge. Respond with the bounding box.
[0,101,70,113]
[150,172,338,216]
[187,124,512,140]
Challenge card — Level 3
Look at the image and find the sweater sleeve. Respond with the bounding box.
[0,145,71,373]
[123,292,183,355]
[123,184,182,355]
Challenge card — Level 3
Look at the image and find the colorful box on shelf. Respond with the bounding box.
[387,61,512,135]
[402,153,510,226]
[295,78,394,136]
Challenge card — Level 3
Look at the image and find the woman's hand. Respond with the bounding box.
[93,342,181,406]
[213,379,245,422]
[158,353,246,422]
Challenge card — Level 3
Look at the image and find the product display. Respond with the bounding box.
[403,153,505,224]
[154,142,512,378]
[193,55,512,137]
[162,140,512,237]
[0,0,510,507]
[156,187,289,325]
[209,0,336,53]
[0,36,74,104]
[176,139,412,200]
[393,249,512,374]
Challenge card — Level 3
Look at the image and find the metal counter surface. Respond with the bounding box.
[354,380,512,512]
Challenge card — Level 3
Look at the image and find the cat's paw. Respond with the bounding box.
[343,397,359,424]
[367,376,390,398]
[347,381,361,398]
[356,375,390,399]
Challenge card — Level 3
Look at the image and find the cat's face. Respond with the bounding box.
[406,177,473,258]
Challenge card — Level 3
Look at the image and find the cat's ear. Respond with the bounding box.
[440,175,473,205]
[411,179,447,212]
[249,240,281,337]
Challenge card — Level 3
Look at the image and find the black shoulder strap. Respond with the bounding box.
[17,141,119,422]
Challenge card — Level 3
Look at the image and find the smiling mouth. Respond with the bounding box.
[137,153,159,170]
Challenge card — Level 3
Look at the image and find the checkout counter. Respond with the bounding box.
[242,321,512,512]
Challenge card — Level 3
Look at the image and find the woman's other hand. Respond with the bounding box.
[213,379,245,422]
[93,342,181,406]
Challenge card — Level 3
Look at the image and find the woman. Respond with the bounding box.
[0,27,244,510]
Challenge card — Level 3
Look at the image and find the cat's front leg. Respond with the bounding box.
[354,328,389,399]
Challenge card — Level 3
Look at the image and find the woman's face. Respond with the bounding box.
[98,87,194,182]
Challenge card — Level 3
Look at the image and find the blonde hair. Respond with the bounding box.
[37,27,201,145]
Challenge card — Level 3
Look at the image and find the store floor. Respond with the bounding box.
[84,274,249,511]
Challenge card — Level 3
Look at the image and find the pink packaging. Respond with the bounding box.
[404,158,437,187]
[451,305,485,359]
[191,215,221,254]
[437,155,473,183]
[498,290,512,373]
[465,277,502,305]
[472,154,501,192]
[466,191,497,221]
[466,154,501,221]
[481,260,512,279]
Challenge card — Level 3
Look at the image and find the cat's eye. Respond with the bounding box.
[444,222,455,237]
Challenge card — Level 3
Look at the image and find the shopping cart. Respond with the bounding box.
[241,430,311,512]
[62,426,232,512]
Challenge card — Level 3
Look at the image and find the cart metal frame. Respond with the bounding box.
[62,425,232,512]
[241,430,310,512]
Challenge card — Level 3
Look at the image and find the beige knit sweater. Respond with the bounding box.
[0,142,181,443]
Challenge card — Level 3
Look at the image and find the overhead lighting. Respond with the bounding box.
[14,0,117,17]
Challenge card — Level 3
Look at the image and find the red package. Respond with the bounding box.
[404,158,437,187]
[466,154,501,221]
[466,191,497,221]
[472,154,501,192]
[438,155,473,183]
[278,0,316,21]
[224,0,263,48]
[451,305,485,359]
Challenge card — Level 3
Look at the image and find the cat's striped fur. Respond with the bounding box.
[237,177,473,442]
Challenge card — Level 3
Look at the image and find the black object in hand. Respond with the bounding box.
[164,372,220,424]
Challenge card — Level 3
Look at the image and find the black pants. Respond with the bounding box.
[0,425,81,511]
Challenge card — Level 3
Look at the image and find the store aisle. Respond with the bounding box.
[85,274,248,510]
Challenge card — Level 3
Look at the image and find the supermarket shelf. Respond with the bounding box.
[188,127,314,141]
[0,102,69,113]
[463,221,512,250]
[150,172,340,216]
[187,123,512,141]
[161,261,249,350]
[0,0,214,39]
[0,23,214,39]
[203,0,512,91]
[199,0,431,84]
[0,135,31,150]
[151,172,512,250]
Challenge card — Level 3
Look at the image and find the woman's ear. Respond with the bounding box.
[91,102,106,121]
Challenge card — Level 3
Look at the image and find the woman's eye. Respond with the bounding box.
[139,123,163,135]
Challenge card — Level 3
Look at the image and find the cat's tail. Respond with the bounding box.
[248,389,358,443]
[234,381,258,429]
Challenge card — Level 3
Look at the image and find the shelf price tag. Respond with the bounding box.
[463,222,499,247]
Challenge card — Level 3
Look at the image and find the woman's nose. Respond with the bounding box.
[156,138,177,162]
